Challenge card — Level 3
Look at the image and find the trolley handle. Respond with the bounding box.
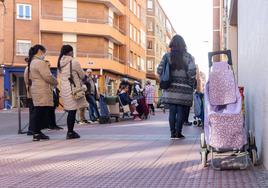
[208,50,232,68]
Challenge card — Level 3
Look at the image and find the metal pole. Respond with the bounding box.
[18,95,21,134]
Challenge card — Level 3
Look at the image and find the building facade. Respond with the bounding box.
[0,0,147,108]
[145,0,176,97]
[215,0,268,168]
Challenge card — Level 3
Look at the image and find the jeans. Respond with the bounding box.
[4,100,10,109]
[183,106,191,123]
[169,104,187,134]
[87,95,100,121]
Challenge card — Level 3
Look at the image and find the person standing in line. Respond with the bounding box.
[24,58,34,136]
[57,45,88,139]
[27,44,58,141]
[144,80,155,115]
[157,35,196,139]
[47,87,64,129]
[3,89,10,110]
[84,69,100,122]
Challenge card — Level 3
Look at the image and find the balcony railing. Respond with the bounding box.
[46,51,125,64]
[41,15,126,34]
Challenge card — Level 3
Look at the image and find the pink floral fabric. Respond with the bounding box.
[209,62,237,105]
[209,113,247,149]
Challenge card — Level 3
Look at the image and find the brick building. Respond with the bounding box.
[0,0,147,108]
[146,0,176,95]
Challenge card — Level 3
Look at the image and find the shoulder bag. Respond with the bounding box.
[68,61,86,100]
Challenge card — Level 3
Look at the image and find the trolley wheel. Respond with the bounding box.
[193,120,198,126]
[249,131,256,146]
[201,150,207,167]
[200,133,207,148]
[251,149,258,166]
[198,120,202,127]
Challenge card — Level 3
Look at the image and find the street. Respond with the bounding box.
[0,110,268,187]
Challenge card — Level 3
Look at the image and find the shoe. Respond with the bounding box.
[49,125,63,130]
[134,117,142,121]
[184,122,192,126]
[170,133,176,140]
[33,132,50,141]
[176,133,185,139]
[83,120,90,124]
[27,131,33,136]
[66,131,80,140]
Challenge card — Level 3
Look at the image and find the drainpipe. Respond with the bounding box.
[11,0,16,67]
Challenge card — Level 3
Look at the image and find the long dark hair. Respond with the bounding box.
[169,35,187,71]
[26,44,46,88]
[57,45,73,71]
[27,44,46,64]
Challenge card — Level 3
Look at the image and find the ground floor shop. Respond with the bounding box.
[0,67,144,109]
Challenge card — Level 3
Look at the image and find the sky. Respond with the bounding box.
[159,0,213,75]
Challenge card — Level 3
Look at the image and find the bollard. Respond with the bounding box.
[18,96,22,134]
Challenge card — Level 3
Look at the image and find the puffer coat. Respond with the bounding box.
[58,55,88,111]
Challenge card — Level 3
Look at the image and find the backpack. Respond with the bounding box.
[159,55,172,89]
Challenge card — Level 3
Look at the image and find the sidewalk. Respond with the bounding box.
[0,111,267,187]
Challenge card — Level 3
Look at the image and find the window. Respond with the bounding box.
[137,56,141,70]
[147,41,153,50]
[63,0,77,22]
[63,33,77,57]
[137,5,141,19]
[141,58,145,71]
[137,30,140,44]
[108,9,114,26]
[133,0,137,15]
[148,21,153,32]
[133,27,136,42]
[147,0,153,10]
[17,4,32,20]
[108,41,114,60]
[140,29,146,49]
[130,51,134,67]
[16,40,31,56]
[130,0,133,11]
[130,24,133,39]
[147,60,154,71]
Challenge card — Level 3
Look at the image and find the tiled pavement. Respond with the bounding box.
[0,111,268,187]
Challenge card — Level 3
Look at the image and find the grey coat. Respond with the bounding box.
[157,52,196,106]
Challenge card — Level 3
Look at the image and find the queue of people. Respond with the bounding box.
[23,34,196,142]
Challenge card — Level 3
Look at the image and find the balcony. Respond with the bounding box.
[80,0,126,15]
[46,51,145,79]
[40,15,126,45]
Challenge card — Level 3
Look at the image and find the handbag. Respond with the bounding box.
[159,55,172,89]
[68,60,85,100]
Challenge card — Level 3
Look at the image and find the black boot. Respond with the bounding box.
[66,131,80,140]
[33,132,50,141]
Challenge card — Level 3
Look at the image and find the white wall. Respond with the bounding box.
[238,0,268,168]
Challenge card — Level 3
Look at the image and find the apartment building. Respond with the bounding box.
[0,0,147,108]
[146,0,176,91]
